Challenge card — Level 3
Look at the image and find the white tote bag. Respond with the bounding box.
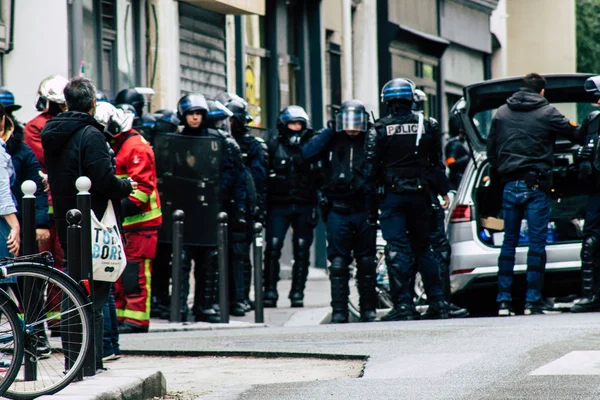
[91,200,127,282]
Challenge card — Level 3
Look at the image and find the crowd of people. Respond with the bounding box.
[4,71,600,370]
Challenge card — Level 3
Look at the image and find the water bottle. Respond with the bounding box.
[547,222,557,243]
[519,220,529,244]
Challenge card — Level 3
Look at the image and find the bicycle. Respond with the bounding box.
[0,287,25,397]
[0,252,93,399]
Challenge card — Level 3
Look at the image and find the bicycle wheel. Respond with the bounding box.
[0,262,92,399]
[0,288,25,397]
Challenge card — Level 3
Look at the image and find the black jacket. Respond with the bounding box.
[42,111,132,248]
[487,88,581,181]
[6,120,50,228]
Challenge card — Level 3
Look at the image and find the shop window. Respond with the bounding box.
[328,42,342,113]
[82,0,98,83]
[244,15,268,127]
[117,0,135,90]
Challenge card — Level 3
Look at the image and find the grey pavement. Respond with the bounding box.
[33,368,166,400]
[118,311,600,399]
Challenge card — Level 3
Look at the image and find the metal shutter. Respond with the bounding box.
[179,3,227,98]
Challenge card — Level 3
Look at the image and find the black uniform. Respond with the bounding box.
[366,107,448,320]
[232,128,268,307]
[572,110,600,312]
[264,124,319,307]
[303,123,377,322]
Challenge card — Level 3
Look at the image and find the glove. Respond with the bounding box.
[575,145,594,163]
[234,209,247,230]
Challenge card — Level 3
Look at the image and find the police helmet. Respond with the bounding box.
[412,89,427,112]
[335,100,368,132]
[225,99,253,124]
[0,88,21,113]
[207,99,234,132]
[177,93,209,120]
[115,88,145,117]
[278,105,310,129]
[380,78,415,104]
[449,97,467,137]
[585,76,600,97]
[35,74,69,111]
[153,109,180,134]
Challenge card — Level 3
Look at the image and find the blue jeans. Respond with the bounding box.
[379,192,444,305]
[497,181,550,303]
[103,286,120,357]
[0,218,11,258]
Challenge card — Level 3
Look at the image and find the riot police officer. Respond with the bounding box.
[413,91,469,319]
[174,93,246,322]
[302,100,377,323]
[219,93,269,312]
[366,78,450,321]
[115,88,157,144]
[264,106,319,308]
[572,76,600,313]
[206,99,250,316]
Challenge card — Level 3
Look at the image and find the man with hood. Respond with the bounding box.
[487,73,581,316]
[41,76,135,370]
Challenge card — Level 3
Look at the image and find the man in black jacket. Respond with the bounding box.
[487,73,580,316]
[42,76,134,370]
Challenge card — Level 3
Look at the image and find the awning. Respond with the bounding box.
[181,0,265,16]
[387,22,450,58]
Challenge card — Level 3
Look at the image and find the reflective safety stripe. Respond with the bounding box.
[46,312,61,321]
[131,190,149,203]
[117,259,152,322]
[123,207,162,227]
[150,191,159,210]
[48,205,54,215]
[116,174,129,179]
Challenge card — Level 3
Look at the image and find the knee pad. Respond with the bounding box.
[582,235,600,263]
[329,257,349,278]
[356,256,376,275]
[385,245,413,267]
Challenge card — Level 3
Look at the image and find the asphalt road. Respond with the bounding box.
[120,312,600,399]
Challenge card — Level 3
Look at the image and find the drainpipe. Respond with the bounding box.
[342,0,353,100]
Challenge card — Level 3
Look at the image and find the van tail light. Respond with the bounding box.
[450,204,472,223]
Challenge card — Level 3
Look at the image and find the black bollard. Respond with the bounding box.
[21,181,38,381]
[66,209,84,382]
[76,177,95,377]
[253,223,264,324]
[170,210,185,323]
[217,212,229,323]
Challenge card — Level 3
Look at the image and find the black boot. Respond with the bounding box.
[329,257,350,323]
[289,238,311,308]
[422,300,449,320]
[572,236,600,313]
[384,247,416,321]
[230,235,248,317]
[196,251,221,323]
[357,256,377,322]
[263,238,282,308]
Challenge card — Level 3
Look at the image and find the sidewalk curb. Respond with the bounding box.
[149,321,267,333]
[121,349,369,361]
[36,369,167,400]
[283,306,331,327]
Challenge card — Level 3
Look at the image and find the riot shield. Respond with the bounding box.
[154,133,223,246]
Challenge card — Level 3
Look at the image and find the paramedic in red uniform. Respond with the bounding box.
[95,102,162,333]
